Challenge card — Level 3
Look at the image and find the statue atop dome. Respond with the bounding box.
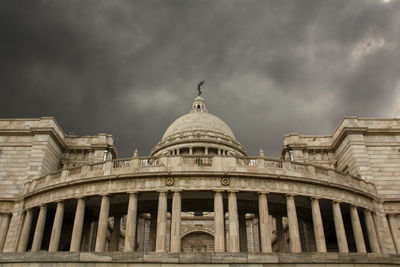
[197,80,205,95]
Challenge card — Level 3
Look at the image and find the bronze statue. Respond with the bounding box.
[197,81,205,96]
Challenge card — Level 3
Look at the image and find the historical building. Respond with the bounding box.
[0,95,399,266]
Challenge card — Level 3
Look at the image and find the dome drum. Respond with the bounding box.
[151,130,246,156]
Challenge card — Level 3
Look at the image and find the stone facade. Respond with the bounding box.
[0,97,399,266]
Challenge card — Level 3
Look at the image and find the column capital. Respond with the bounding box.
[228,189,239,193]
[311,196,321,200]
[214,189,225,193]
[39,203,47,208]
[74,196,86,200]
[157,189,168,194]
[286,194,296,198]
[332,200,342,204]
[127,191,138,195]
[258,191,268,195]
[171,189,183,194]
[99,193,110,197]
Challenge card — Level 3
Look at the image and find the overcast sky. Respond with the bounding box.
[1,0,400,157]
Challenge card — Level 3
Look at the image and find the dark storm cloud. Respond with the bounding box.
[1,0,400,157]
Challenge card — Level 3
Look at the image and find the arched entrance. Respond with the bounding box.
[181,231,214,252]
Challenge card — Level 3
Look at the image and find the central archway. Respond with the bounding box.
[181,231,214,252]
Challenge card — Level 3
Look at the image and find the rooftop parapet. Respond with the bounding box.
[24,155,377,199]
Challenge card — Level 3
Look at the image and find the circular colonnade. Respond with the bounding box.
[12,155,387,255]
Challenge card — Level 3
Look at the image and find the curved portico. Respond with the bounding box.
[9,154,386,255]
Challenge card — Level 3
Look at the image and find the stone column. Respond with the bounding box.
[258,192,272,253]
[31,205,47,252]
[332,202,348,252]
[311,198,327,252]
[95,194,110,252]
[364,210,380,253]
[350,206,366,253]
[286,195,301,252]
[70,198,85,252]
[170,190,182,252]
[110,215,121,251]
[238,212,248,252]
[214,190,225,252]
[155,191,167,252]
[0,214,11,251]
[388,214,400,253]
[124,192,138,252]
[276,216,288,252]
[49,201,64,252]
[228,191,240,252]
[17,210,33,252]
[3,201,24,253]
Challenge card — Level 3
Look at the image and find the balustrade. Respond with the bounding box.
[182,155,212,165]
[24,156,375,198]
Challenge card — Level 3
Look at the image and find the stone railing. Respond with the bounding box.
[24,155,376,196]
[182,155,213,165]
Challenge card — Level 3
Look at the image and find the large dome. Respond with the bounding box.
[151,95,246,156]
[162,112,236,140]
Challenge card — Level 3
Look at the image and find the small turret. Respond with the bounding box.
[190,96,207,113]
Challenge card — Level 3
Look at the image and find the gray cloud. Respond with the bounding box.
[1,0,400,157]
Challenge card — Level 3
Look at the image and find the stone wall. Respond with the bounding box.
[0,117,115,199]
[365,135,400,198]
[0,136,32,198]
[282,117,400,200]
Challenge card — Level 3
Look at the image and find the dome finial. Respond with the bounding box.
[192,81,207,113]
[197,80,205,96]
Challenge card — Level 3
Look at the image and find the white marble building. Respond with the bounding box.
[0,95,399,266]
